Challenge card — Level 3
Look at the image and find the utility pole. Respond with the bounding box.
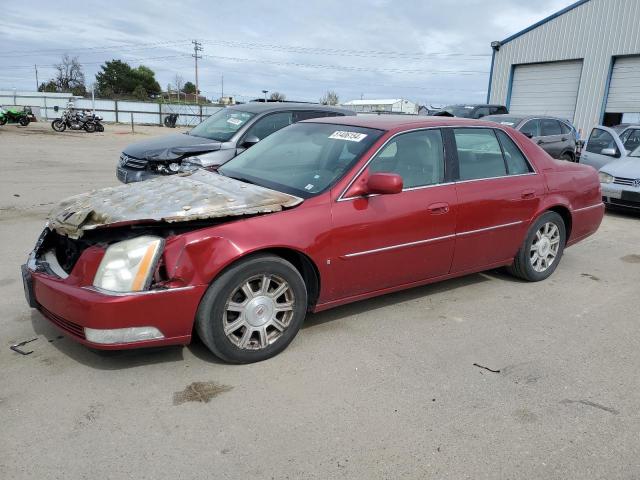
[35,65,39,91]
[192,40,203,104]
[221,74,224,101]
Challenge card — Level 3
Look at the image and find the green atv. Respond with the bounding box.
[0,106,31,126]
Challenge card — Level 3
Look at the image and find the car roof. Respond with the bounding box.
[304,114,507,131]
[228,102,354,115]
[446,104,505,108]
[484,114,571,123]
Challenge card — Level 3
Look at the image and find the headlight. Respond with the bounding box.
[599,172,614,184]
[93,236,163,293]
[180,156,204,172]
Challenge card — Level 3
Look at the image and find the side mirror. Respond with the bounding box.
[600,147,619,157]
[53,106,59,112]
[366,173,403,195]
[523,132,534,139]
[241,135,260,148]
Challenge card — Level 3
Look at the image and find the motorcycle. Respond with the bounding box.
[164,113,179,128]
[51,106,96,133]
[85,112,105,132]
[0,106,31,126]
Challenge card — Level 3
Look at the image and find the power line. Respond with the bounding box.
[0,41,191,58]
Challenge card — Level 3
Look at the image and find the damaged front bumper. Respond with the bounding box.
[22,229,207,350]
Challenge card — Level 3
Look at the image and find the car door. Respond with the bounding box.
[580,126,626,169]
[451,127,545,272]
[537,119,564,158]
[330,128,457,299]
[558,120,577,157]
[619,127,640,154]
[519,118,540,142]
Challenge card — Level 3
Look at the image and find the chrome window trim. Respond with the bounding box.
[572,203,604,213]
[343,220,524,258]
[338,125,539,202]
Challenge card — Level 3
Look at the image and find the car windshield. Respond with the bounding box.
[483,115,521,126]
[218,122,383,198]
[189,109,255,141]
[630,145,640,157]
[444,105,475,118]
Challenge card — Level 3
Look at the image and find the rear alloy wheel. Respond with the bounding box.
[196,255,307,363]
[508,211,566,281]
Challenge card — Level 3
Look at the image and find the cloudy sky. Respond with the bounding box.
[1,0,574,105]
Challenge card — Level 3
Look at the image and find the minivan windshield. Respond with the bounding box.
[189,109,255,141]
[219,122,383,198]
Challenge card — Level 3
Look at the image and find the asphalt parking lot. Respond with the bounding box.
[1,122,639,479]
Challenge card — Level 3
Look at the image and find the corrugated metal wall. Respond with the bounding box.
[489,0,640,136]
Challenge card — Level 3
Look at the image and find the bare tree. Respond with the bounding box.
[269,91,286,101]
[54,54,86,95]
[173,74,184,93]
[320,90,340,105]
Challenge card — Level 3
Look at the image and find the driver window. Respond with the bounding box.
[244,112,293,140]
[586,128,618,155]
[368,129,445,189]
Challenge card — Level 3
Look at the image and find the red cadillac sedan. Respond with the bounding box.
[22,116,604,363]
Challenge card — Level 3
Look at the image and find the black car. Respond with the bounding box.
[433,104,508,119]
[117,103,354,183]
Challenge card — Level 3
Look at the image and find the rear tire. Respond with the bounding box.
[84,122,96,133]
[95,123,104,132]
[508,211,566,282]
[51,119,66,132]
[560,152,574,162]
[18,116,29,126]
[0,117,6,125]
[195,255,308,363]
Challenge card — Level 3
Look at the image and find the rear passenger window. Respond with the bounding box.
[454,128,506,180]
[369,129,445,188]
[496,130,532,175]
[540,119,562,136]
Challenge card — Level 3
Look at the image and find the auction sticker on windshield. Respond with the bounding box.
[329,131,368,142]
[227,117,243,126]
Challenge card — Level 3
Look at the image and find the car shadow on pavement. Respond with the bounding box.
[604,207,640,220]
[303,271,494,330]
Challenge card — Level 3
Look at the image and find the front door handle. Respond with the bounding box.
[521,189,536,199]
[537,139,546,145]
[428,202,449,214]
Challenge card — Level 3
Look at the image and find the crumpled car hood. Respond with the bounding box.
[48,170,303,238]
[123,133,222,161]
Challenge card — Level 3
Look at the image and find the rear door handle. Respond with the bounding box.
[428,202,449,214]
[521,189,536,199]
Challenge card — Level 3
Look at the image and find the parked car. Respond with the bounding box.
[116,103,354,183]
[23,115,604,363]
[482,115,578,161]
[598,143,640,211]
[580,125,640,170]
[432,104,508,119]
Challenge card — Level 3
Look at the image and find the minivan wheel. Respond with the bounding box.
[195,255,308,363]
[508,211,566,282]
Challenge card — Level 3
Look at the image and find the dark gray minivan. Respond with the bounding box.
[117,103,354,183]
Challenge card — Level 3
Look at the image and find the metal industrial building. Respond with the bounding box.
[342,98,418,114]
[487,0,640,136]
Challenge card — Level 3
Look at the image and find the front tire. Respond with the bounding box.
[51,119,66,132]
[195,255,308,363]
[508,211,566,281]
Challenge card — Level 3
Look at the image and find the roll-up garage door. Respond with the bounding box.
[605,56,640,113]
[508,60,583,121]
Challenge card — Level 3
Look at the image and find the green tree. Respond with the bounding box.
[38,80,58,93]
[95,60,161,98]
[183,81,196,94]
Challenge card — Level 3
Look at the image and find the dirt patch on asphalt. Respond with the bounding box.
[173,381,233,405]
[621,254,640,264]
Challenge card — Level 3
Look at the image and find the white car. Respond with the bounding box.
[599,146,640,210]
[580,125,640,170]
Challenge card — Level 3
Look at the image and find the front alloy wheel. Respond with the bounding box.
[196,255,307,363]
[223,274,295,350]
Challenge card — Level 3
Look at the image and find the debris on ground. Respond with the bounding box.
[473,363,501,373]
[10,338,38,355]
[173,381,233,405]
